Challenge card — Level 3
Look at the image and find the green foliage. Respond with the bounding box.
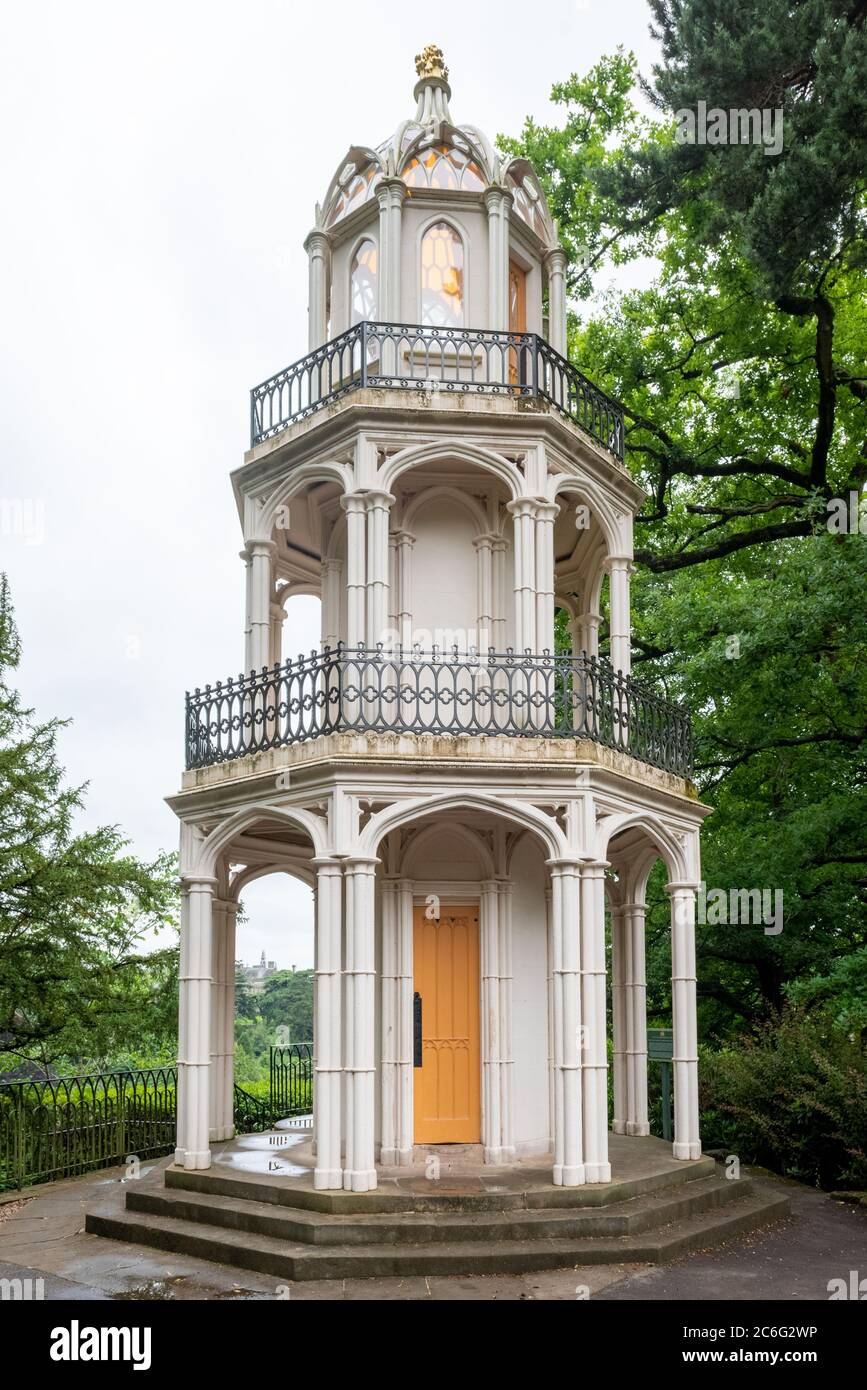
[600,0,867,297]
[504,27,867,1031]
[699,1009,867,1189]
[0,576,180,1071]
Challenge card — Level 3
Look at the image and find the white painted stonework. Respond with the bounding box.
[170,52,709,1191]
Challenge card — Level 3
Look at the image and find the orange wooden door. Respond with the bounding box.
[508,259,528,384]
[413,906,481,1143]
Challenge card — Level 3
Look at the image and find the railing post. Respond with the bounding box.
[531,333,539,398]
[360,322,368,389]
[250,389,257,448]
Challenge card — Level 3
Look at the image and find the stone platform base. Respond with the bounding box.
[85,1131,789,1281]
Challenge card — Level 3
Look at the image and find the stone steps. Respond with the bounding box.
[162,1152,718,1214]
[122,1172,752,1246]
[86,1174,790,1280]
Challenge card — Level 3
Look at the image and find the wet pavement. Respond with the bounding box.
[1,1145,865,1301]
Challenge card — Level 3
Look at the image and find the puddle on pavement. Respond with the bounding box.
[114,1277,269,1301]
[213,1129,311,1177]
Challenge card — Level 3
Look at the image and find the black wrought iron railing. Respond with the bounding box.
[250,322,625,461]
[0,1063,316,1191]
[185,647,692,777]
[270,1044,313,1124]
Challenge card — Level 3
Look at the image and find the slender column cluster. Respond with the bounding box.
[548,859,584,1185]
[365,491,395,649]
[608,557,633,676]
[376,178,405,330]
[312,858,343,1189]
[611,900,649,1137]
[320,557,342,651]
[177,876,216,1170]
[484,187,511,338]
[304,229,329,350]
[507,497,539,658]
[343,858,378,1191]
[544,247,568,357]
[340,493,367,649]
[209,898,237,1142]
[393,530,415,649]
[580,861,611,1182]
[379,877,400,1166]
[668,882,701,1160]
[534,502,559,657]
[244,539,276,672]
[480,881,515,1162]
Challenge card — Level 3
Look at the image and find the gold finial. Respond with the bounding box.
[415,44,448,82]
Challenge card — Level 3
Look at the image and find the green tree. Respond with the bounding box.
[0,576,178,1071]
[504,33,867,1027]
[259,969,314,1042]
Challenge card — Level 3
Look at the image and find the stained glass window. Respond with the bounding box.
[325,164,381,229]
[403,144,484,193]
[350,239,378,324]
[421,223,464,328]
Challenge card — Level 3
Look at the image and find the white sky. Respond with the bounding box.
[1,0,661,970]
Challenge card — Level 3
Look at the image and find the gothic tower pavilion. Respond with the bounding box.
[169,46,710,1192]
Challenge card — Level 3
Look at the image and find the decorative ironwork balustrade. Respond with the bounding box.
[186,647,692,777]
[250,322,625,461]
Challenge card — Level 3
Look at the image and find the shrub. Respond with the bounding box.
[699,1008,867,1190]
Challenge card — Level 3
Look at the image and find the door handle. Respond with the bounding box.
[413,991,423,1067]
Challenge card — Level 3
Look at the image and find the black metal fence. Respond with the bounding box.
[0,1058,316,1191]
[186,646,692,777]
[250,321,625,461]
[269,1044,314,1126]
[0,1069,177,1192]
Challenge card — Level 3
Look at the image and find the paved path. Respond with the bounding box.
[1,1160,865,1301]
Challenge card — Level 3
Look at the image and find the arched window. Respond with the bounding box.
[420,223,464,328]
[350,239,377,324]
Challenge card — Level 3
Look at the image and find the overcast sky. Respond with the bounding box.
[1,0,662,970]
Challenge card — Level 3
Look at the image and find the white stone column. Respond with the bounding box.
[545,247,568,358]
[394,530,415,650]
[222,900,238,1139]
[376,178,405,325]
[484,187,510,335]
[480,880,502,1163]
[668,883,701,1160]
[209,897,236,1143]
[507,498,538,657]
[576,611,601,661]
[624,901,649,1136]
[245,539,276,673]
[534,502,558,656]
[580,861,611,1182]
[304,229,329,350]
[497,880,515,1161]
[610,903,628,1136]
[365,490,395,650]
[343,857,378,1192]
[321,557,342,651]
[608,557,633,676]
[474,533,494,652]
[209,897,226,1142]
[379,877,399,1166]
[340,493,367,650]
[313,858,343,1189]
[545,883,555,1149]
[395,880,414,1163]
[269,599,284,669]
[177,876,215,1170]
[491,536,507,653]
[548,859,584,1185]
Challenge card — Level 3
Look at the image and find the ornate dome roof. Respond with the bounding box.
[318,45,555,244]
